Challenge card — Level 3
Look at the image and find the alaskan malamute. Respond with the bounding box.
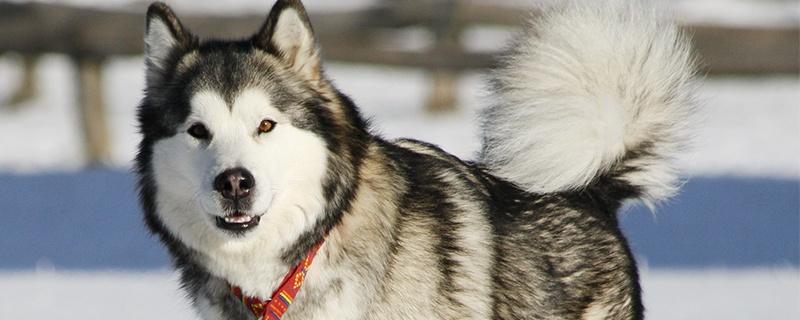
[136,0,696,319]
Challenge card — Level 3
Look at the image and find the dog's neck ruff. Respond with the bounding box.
[230,241,323,320]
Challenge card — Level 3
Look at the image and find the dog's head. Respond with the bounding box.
[136,1,367,262]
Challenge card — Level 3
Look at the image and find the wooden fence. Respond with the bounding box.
[1,1,797,163]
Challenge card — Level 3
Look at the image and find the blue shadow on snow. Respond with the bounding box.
[0,169,797,270]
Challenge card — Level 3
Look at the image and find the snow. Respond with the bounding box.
[678,77,800,178]
[0,56,797,318]
[1,1,797,176]
[1,56,798,178]
[0,271,196,320]
[675,0,800,28]
[0,268,797,319]
[0,1,797,318]
[0,55,86,172]
[638,268,800,320]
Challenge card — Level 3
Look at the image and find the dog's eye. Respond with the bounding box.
[258,119,276,134]
[187,123,211,140]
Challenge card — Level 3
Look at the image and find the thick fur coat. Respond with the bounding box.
[135,1,696,319]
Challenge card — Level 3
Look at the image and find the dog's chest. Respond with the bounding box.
[281,264,371,320]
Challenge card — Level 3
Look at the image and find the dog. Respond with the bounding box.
[135,0,696,319]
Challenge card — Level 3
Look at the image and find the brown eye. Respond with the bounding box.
[258,119,276,134]
[187,123,211,140]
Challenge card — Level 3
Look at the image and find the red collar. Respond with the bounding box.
[230,241,324,320]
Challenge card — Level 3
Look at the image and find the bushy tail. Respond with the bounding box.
[480,0,697,207]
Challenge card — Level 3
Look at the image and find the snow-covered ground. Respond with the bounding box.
[1,56,797,320]
[1,56,798,177]
[0,0,798,319]
[1,268,797,320]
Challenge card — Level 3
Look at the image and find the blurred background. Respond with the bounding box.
[0,0,797,319]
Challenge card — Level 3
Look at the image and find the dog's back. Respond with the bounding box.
[361,137,645,319]
[355,1,696,318]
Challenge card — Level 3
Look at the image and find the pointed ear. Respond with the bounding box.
[144,2,192,73]
[254,0,321,82]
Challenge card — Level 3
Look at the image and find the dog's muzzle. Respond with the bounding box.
[213,167,261,233]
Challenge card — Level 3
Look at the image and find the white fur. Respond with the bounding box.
[271,8,320,79]
[581,303,611,320]
[480,0,696,206]
[152,88,330,298]
[144,18,177,70]
[437,171,494,318]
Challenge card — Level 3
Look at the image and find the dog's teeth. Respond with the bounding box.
[224,216,239,223]
[224,215,252,224]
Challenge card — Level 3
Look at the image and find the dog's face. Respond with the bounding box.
[138,1,340,257]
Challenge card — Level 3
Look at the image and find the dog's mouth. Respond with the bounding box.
[215,212,261,233]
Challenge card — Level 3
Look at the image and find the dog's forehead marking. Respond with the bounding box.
[190,90,229,121]
[189,89,284,125]
[233,88,283,121]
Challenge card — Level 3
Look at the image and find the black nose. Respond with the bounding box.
[213,168,255,200]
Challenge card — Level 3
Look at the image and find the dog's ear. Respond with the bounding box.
[254,0,321,83]
[144,2,192,78]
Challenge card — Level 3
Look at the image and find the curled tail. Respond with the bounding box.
[480,0,697,207]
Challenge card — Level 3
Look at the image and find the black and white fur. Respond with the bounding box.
[135,1,696,319]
